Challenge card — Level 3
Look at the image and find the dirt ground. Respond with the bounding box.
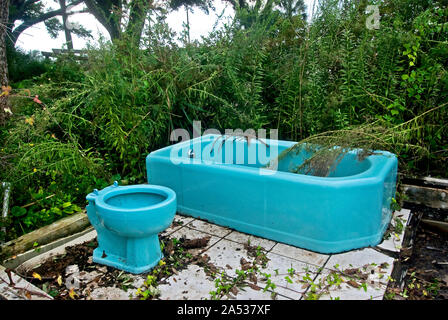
[19,232,221,300]
[385,203,448,300]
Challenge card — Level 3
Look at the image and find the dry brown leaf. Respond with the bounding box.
[347,280,360,288]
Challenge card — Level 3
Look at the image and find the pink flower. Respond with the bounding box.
[33,95,42,104]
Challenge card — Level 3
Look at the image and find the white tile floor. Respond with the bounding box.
[152,209,409,300]
[3,209,411,300]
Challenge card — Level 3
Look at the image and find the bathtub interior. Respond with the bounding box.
[158,135,382,178]
[275,147,372,177]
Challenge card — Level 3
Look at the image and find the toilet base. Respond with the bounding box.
[92,234,163,274]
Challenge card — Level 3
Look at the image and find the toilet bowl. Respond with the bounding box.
[86,181,176,274]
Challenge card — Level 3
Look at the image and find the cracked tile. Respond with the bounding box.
[255,252,324,300]
[168,226,221,255]
[222,283,290,300]
[225,231,276,251]
[161,214,195,237]
[322,248,394,300]
[186,219,232,237]
[88,286,131,300]
[157,264,216,300]
[203,239,254,278]
[309,268,388,300]
[270,243,329,266]
[325,248,395,286]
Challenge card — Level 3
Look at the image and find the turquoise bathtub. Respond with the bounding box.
[146,134,397,254]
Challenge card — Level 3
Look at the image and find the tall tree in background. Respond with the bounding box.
[83,0,159,47]
[169,0,213,44]
[59,0,73,50]
[0,0,9,116]
[8,0,89,47]
[277,0,306,20]
[231,0,279,29]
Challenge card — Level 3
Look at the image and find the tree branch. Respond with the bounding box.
[83,0,120,39]
[10,0,84,45]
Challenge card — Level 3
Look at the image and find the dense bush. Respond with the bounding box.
[6,47,53,85]
[1,0,447,241]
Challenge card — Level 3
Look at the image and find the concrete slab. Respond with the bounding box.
[318,247,395,300]
[222,283,291,300]
[325,247,395,280]
[88,286,131,300]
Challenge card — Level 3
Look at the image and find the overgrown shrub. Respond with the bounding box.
[6,47,52,85]
[1,0,447,241]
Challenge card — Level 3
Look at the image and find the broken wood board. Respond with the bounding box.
[421,219,448,234]
[400,175,448,188]
[1,212,91,262]
[401,184,448,210]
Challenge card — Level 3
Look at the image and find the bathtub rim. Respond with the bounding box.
[147,134,398,184]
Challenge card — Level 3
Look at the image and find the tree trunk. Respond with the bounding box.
[0,0,9,117]
[59,0,74,50]
[125,0,151,48]
[185,5,190,44]
[84,0,149,45]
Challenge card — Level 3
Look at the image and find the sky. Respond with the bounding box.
[16,0,316,53]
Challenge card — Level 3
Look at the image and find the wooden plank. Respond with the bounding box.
[421,219,448,233]
[399,174,448,189]
[401,184,448,210]
[2,226,94,270]
[420,177,448,188]
[0,212,91,261]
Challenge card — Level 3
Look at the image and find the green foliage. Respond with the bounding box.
[6,47,52,84]
[1,0,447,240]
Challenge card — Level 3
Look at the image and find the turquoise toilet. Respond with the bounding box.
[86,181,176,274]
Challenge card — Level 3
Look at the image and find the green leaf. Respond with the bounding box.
[62,202,72,208]
[11,206,27,217]
[285,276,293,284]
